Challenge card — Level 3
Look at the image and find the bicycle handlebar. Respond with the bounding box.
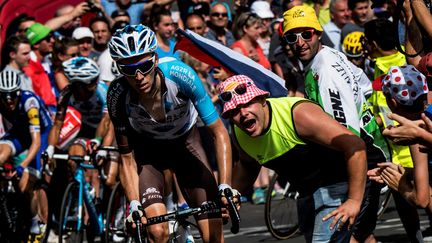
[145,201,219,226]
[224,188,241,234]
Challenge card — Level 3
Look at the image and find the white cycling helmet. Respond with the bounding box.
[63,57,100,84]
[0,70,21,92]
[108,24,157,61]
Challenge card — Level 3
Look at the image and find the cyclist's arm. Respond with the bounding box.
[21,105,42,168]
[95,112,113,145]
[119,152,140,202]
[48,87,71,146]
[207,119,232,185]
[21,131,40,168]
[294,102,366,225]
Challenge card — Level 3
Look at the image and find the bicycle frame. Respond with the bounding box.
[57,154,104,236]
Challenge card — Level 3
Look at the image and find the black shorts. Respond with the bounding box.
[132,126,221,220]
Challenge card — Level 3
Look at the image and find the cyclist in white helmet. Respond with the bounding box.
[46,56,114,205]
[107,24,235,243]
[0,70,53,237]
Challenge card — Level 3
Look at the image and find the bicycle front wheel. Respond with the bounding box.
[264,174,299,240]
[59,182,84,243]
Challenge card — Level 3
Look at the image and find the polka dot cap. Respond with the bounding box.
[382,65,428,105]
[218,75,269,118]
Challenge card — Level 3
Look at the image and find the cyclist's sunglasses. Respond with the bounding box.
[117,55,156,77]
[0,91,20,101]
[219,82,251,102]
[284,29,315,44]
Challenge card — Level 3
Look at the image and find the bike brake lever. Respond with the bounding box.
[224,188,241,234]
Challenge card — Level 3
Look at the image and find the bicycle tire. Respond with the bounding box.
[105,182,142,243]
[0,191,28,242]
[59,182,84,243]
[35,185,50,243]
[377,186,392,219]
[264,174,299,240]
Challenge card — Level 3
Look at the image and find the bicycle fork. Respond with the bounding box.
[77,171,104,235]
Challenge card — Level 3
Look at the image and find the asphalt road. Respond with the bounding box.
[222,199,431,243]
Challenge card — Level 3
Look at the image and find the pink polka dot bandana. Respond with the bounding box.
[218,75,269,118]
[382,65,428,105]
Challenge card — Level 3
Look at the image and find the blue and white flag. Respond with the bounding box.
[175,28,288,97]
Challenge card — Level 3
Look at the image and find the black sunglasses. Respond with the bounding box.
[0,91,20,101]
[117,55,156,77]
[211,12,228,18]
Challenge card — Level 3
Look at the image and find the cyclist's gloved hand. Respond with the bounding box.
[45,145,55,160]
[126,200,145,225]
[90,138,101,147]
[95,150,108,165]
[15,165,25,177]
[218,184,241,198]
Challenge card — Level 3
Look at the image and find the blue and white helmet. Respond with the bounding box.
[0,70,21,92]
[63,57,100,84]
[108,24,158,61]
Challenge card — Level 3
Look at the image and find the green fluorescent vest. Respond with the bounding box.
[234,97,307,164]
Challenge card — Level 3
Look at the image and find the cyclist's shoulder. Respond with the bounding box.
[158,57,198,82]
[107,78,129,110]
[20,91,42,107]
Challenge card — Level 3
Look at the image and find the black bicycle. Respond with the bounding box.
[265,173,300,240]
[0,163,30,242]
[105,185,240,243]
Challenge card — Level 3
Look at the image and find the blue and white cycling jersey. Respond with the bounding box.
[108,57,219,141]
[0,90,52,134]
[0,90,52,171]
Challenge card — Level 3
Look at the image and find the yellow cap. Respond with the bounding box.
[283,5,323,33]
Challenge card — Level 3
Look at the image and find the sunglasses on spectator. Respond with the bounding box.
[188,26,204,32]
[219,82,251,102]
[284,29,315,44]
[117,55,156,77]
[0,91,20,101]
[211,12,228,18]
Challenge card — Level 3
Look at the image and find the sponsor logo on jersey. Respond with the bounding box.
[328,89,347,126]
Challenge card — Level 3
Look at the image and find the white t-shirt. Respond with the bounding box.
[97,49,120,83]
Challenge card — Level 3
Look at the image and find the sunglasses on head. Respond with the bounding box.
[0,91,20,101]
[284,29,315,44]
[117,55,156,77]
[211,12,228,18]
[219,82,251,102]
